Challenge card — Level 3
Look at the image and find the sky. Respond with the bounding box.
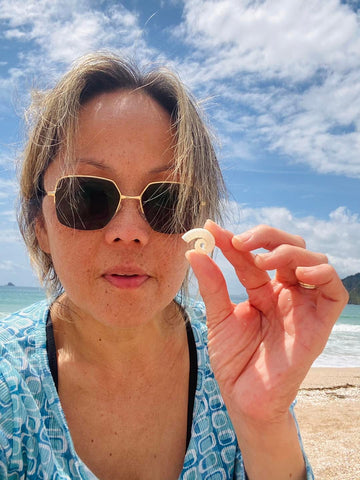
[0,0,360,295]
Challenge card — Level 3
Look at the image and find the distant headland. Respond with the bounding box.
[342,273,360,304]
[3,282,15,287]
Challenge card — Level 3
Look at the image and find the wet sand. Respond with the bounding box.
[295,367,360,479]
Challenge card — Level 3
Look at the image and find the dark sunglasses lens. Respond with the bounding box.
[142,183,185,234]
[55,177,119,230]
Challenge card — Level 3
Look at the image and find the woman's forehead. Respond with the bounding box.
[79,89,172,126]
[75,91,174,153]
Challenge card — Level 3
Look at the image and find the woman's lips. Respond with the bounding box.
[103,272,150,289]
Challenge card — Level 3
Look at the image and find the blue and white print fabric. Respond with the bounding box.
[179,297,314,480]
[0,299,314,479]
[180,298,244,479]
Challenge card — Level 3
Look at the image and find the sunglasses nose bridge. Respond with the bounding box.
[117,193,145,216]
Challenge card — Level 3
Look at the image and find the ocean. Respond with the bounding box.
[0,286,359,368]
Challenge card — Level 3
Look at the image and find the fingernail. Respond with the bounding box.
[233,231,253,244]
[204,219,216,227]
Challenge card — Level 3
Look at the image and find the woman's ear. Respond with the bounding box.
[35,215,51,254]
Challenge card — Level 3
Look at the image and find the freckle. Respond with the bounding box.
[98,338,102,342]
[91,439,94,443]
[109,452,112,457]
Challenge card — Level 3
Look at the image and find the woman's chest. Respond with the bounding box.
[57,361,189,479]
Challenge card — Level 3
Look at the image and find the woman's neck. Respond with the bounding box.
[50,295,187,377]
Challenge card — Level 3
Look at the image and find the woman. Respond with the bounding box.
[0,53,348,479]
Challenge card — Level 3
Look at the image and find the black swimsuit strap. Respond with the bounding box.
[46,313,58,389]
[45,313,198,450]
[186,319,197,449]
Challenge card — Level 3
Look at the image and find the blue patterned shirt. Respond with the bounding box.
[0,299,314,479]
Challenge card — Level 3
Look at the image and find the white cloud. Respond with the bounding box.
[0,0,155,86]
[1,0,358,179]
[0,178,18,225]
[0,209,16,221]
[0,228,21,243]
[0,144,19,170]
[253,71,360,176]
[0,177,17,197]
[180,0,359,80]
[0,0,164,150]
[175,0,360,178]
[222,203,360,285]
[0,259,17,271]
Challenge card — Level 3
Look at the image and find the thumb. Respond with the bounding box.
[186,249,234,328]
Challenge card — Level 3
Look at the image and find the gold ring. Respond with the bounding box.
[298,281,317,290]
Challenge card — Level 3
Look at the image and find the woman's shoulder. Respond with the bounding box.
[0,300,50,373]
[0,300,49,342]
[0,300,55,430]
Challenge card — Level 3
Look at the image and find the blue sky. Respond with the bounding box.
[0,0,360,294]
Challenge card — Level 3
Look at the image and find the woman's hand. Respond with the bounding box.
[186,220,348,420]
[186,220,348,479]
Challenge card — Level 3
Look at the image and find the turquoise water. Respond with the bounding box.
[0,285,46,316]
[1,286,359,367]
[316,303,360,367]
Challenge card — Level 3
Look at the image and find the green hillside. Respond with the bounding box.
[342,273,360,304]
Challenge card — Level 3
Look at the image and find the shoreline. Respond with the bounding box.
[300,366,360,389]
[296,367,360,479]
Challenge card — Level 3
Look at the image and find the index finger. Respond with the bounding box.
[232,224,306,252]
[205,220,270,290]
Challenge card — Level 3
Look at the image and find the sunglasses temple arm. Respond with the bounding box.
[45,191,56,203]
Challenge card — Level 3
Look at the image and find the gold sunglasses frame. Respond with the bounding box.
[45,175,200,230]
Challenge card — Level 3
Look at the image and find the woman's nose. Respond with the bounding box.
[103,198,151,245]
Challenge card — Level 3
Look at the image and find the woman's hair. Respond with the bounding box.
[18,52,226,297]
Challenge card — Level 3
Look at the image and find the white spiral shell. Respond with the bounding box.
[182,228,215,254]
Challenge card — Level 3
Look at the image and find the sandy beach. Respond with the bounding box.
[295,367,360,479]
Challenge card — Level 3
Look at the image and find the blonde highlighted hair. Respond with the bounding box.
[18,52,226,296]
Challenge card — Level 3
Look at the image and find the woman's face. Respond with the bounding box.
[36,90,189,327]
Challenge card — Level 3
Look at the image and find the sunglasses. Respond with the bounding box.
[45,175,201,234]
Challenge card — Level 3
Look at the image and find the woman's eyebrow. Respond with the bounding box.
[149,165,176,174]
[76,158,175,174]
[76,158,112,171]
